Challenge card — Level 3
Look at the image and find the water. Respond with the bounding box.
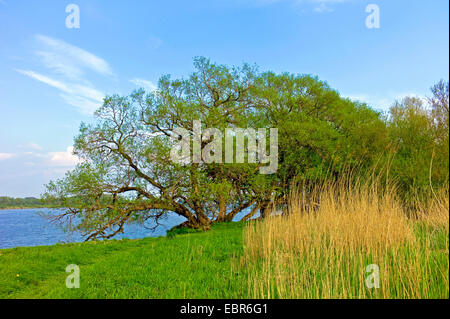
[0,209,187,249]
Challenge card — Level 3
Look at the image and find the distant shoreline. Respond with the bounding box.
[0,206,62,211]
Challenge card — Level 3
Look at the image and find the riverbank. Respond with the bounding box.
[0,196,62,211]
[0,222,248,298]
[0,206,61,210]
[0,216,448,298]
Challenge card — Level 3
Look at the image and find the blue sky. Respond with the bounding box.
[0,0,448,197]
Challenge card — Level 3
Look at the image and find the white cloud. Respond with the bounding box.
[27,143,43,151]
[35,50,84,81]
[59,94,102,114]
[344,92,428,111]
[0,153,16,161]
[17,35,113,114]
[17,69,104,114]
[48,146,81,167]
[244,0,350,12]
[35,34,114,78]
[69,83,105,102]
[345,94,392,111]
[301,0,350,12]
[16,69,69,92]
[313,2,334,13]
[0,146,82,196]
[130,78,158,92]
[3,146,81,167]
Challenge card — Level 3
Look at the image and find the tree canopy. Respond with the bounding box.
[44,58,449,240]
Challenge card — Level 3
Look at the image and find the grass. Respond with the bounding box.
[0,222,248,298]
[242,181,449,299]
[0,182,448,299]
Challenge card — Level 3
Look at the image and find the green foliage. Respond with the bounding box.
[0,196,61,209]
[166,224,203,238]
[252,71,389,188]
[387,82,449,201]
[43,57,449,239]
[44,57,267,238]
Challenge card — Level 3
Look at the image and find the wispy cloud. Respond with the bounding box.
[299,0,350,13]
[312,2,335,13]
[26,143,43,151]
[34,50,84,81]
[16,35,113,114]
[35,34,114,78]
[0,153,16,161]
[48,146,81,167]
[0,145,82,196]
[1,146,80,167]
[17,69,104,114]
[344,91,428,111]
[16,69,69,92]
[243,0,351,12]
[130,78,158,92]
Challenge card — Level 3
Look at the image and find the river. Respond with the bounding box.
[0,208,187,249]
[0,208,253,249]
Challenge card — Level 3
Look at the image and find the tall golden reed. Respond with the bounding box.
[241,180,449,299]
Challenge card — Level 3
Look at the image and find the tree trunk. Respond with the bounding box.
[217,194,226,222]
[241,203,261,221]
[191,213,211,230]
[177,207,211,230]
[259,202,271,219]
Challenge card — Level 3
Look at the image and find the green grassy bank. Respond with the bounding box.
[0,220,448,299]
[0,222,248,299]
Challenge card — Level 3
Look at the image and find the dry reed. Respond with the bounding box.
[241,180,449,299]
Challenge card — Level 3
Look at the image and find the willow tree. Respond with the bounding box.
[45,58,387,240]
[44,57,273,239]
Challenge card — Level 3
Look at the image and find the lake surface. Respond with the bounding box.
[0,208,253,249]
[0,209,187,249]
